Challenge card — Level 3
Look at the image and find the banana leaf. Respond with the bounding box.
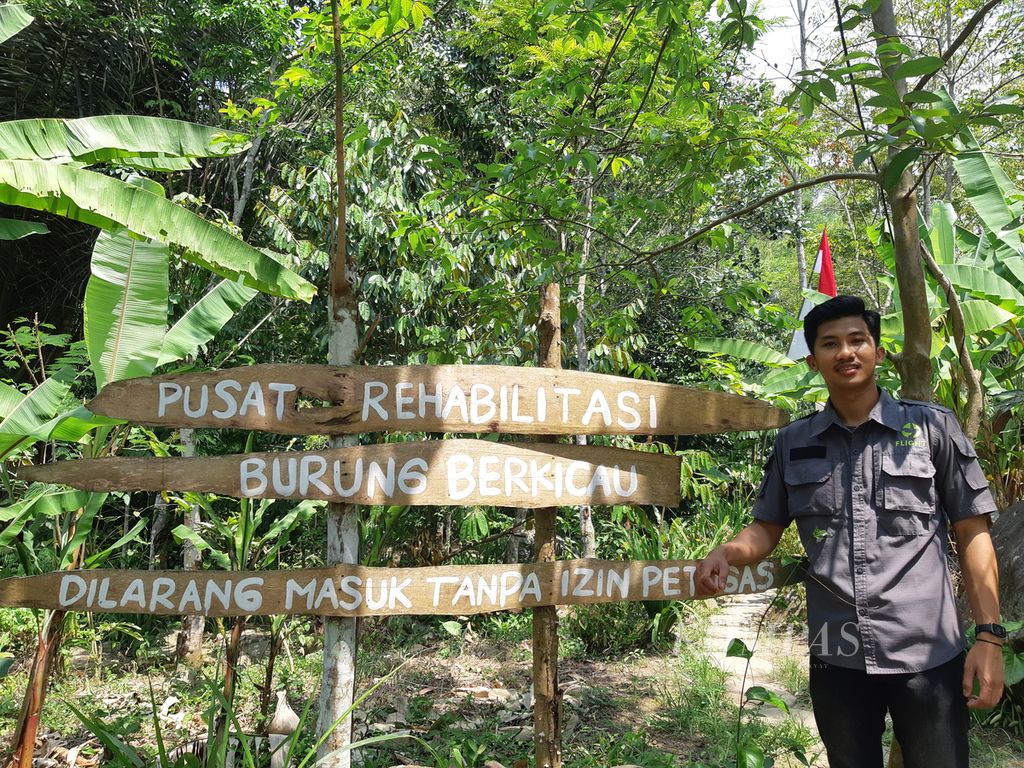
[32,405,122,442]
[0,366,76,461]
[762,364,822,395]
[958,300,1016,335]
[0,381,24,418]
[0,217,46,239]
[938,263,1024,308]
[0,115,248,168]
[940,94,1024,261]
[928,202,957,264]
[0,3,31,44]
[1003,257,1024,289]
[84,229,170,389]
[159,278,257,366]
[686,337,794,366]
[0,486,92,552]
[0,159,315,301]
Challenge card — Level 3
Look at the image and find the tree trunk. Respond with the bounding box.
[575,188,596,560]
[873,0,933,403]
[316,1,361,763]
[6,611,65,768]
[176,427,205,666]
[922,245,983,438]
[533,283,562,768]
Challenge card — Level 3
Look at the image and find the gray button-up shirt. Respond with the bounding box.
[754,389,997,674]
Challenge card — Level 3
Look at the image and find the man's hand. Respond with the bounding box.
[695,521,786,598]
[963,639,1005,709]
[696,547,731,597]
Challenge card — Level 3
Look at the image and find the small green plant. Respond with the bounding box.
[562,601,651,655]
[68,662,429,768]
[566,729,677,767]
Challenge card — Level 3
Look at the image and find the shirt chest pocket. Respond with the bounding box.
[784,460,837,517]
[880,452,936,511]
[879,452,936,535]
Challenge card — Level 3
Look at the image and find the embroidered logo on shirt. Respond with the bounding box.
[896,421,927,448]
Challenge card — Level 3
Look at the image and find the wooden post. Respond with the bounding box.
[316,0,360,764]
[533,283,562,768]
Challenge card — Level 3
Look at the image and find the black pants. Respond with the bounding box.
[809,654,969,768]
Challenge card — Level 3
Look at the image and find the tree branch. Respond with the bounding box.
[914,0,1005,92]
[921,243,983,439]
[640,171,880,258]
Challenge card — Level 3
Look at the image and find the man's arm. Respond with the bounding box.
[696,520,787,596]
[953,515,1004,710]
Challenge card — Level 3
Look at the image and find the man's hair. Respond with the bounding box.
[803,295,881,352]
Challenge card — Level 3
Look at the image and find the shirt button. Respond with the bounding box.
[858,607,867,616]
[856,567,865,575]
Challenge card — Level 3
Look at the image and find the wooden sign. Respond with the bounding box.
[0,559,802,617]
[20,440,681,508]
[87,364,788,436]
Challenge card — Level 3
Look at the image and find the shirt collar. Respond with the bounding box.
[808,388,902,436]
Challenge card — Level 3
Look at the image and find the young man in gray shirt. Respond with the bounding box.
[697,295,1004,768]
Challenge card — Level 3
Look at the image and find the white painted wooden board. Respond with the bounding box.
[20,439,681,508]
[0,559,802,617]
[87,365,789,435]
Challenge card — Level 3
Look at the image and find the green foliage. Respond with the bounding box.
[0,160,313,301]
[0,3,31,44]
[562,600,652,655]
[171,493,321,572]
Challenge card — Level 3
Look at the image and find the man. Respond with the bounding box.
[697,295,1004,768]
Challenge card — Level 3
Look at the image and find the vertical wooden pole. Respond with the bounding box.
[533,283,562,768]
[316,1,361,764]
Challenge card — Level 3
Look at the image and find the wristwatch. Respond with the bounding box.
[974,623,1008,640]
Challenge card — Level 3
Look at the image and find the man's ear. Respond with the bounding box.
[875,345,885,364]
[805,353,818,372]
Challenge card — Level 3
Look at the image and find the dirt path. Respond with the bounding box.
[702,592,826,763]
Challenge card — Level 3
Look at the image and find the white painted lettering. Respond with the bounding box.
[397,458,428,494]
[240,458,268,496]
[268,382,297,421]
[395,382,415,420]
[553,387,581,423]
[239,381,266,417]
[212,379,241,419]
[447,455,475,501]
[362,382,389,421]
[581,389,612,426]
[616,391,641,429]
[149,578,176,611]
[478,456,501,497]
[59,575,87,607]
[158,383,183,417]
[286,578,316,610]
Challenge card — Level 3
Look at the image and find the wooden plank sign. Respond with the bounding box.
[87,364,788,436]
[0,559,803,617]
[20,440,681,508]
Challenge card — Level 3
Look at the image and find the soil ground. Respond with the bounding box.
[2,600,1023,767]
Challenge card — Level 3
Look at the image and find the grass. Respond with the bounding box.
[652,652,819,767]
[770,655,810,703]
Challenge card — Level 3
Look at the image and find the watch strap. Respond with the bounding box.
[974,623,1007,639]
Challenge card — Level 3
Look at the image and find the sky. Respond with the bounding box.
[749,0,834,87]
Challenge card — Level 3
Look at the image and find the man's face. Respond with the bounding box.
[805,315,884,392]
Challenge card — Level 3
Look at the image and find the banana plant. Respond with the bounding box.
[168,460,322,753]
[0,6,314,303]
[0,198,262,768]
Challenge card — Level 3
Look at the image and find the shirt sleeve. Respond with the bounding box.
[932,409,998,522]
[752,443,791,527]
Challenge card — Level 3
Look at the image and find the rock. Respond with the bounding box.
[991,502,1024,625]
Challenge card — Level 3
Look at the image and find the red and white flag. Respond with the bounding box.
[787,229,837,360]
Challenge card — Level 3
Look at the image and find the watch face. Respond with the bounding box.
[979,624,1008,639]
